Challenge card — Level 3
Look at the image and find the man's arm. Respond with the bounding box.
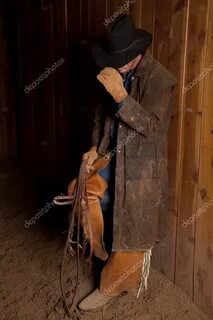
[96,67,176,137]
[115,87,174,137]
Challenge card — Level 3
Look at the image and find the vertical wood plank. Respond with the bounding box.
[152,0,172,67]
[140,0,155,34]
[175,0,209,298]
[89,0,106,39]
[0,6,8,162]
[67,0,82,42]
[194,0,213,317]
[153,0,188,281]
[66,0,84,173]
[106,0,129,18]
[147,0,173,275]
[130,0,143,26]
[131,0,155,34]
[0,3,16,166]
[53,0,68,175]
[18,0,36,168]
[39,3,56,174]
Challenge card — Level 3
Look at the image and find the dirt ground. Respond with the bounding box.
[0,170,210,320]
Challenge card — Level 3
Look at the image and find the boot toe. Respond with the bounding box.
[78,289,113,311]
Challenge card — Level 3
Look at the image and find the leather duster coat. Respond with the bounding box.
[92,51,177,251]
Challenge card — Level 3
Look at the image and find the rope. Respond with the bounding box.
[53,195,74,206]
[136,248,152,298]
[54,160,94,318]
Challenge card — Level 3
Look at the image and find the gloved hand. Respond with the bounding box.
[82,148,98,173]
[97,67,128,103]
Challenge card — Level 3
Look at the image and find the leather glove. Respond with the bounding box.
[97,67,128,103]
[82,149,98,173]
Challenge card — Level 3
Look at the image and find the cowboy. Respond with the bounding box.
[79,14,177,311]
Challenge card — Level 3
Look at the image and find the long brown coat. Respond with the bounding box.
[92,51,177,251]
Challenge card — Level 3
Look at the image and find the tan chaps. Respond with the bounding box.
[68,157,145,296]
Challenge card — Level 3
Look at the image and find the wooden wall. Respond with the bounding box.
[0,0,213,318]
[0,5,16,168]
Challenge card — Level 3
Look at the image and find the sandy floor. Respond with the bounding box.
[0,170,210,320]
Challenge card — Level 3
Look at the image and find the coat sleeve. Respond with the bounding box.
[115,86,174,137]
[91,103,104,148]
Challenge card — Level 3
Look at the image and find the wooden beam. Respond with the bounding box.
[153,0,188,281]
[194,0,213,317]
[130,0,155,34]
[175,0,209,298]
[152,0,172,67]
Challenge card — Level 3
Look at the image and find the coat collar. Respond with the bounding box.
[134,49,178,89]
[134,49,156,77]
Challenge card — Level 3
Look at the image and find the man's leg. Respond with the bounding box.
[78,252,145,311]
[78,159,116,311]
[100,252,144,296]
[78,158,147,310]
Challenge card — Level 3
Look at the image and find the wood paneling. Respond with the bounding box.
[153,0,172,66]
[0,5,16,166]
[90,0,106,38]
[175,0,209,297]
[194,0,213,317]
[131,0,155,56]
[107,0,127,17]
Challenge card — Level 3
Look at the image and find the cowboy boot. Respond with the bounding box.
[78,288,114,311]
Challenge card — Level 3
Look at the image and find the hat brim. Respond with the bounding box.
[93,29,152,69]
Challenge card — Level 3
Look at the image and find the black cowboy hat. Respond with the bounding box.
[93,14,152,69]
